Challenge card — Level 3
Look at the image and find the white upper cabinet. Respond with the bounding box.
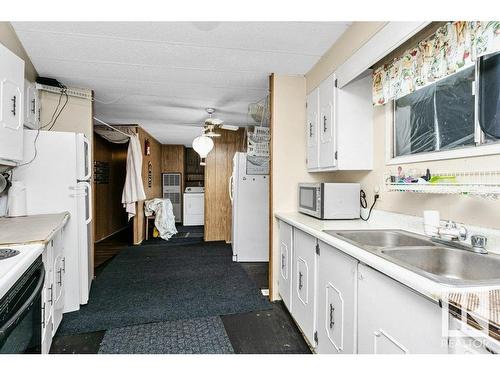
[307,71,373,172]
[24,79,41,129]
[0,43,25,165]
[306,89,319,170]
[318,74,336,169]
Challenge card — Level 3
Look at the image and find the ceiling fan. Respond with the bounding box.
[203,108,239,137]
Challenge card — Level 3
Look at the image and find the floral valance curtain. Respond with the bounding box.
[372,21,500,105]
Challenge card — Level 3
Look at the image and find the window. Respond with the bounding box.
[392,51,500,159]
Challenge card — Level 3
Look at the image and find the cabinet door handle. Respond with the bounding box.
[11,96,17,116]
[41,303,46,328]
[57,268,63,286]
[298,272,303,290]
[323,115,327,132]
[309,122,312,137]
[281,254,285,270]
[329,303,335,329]
[48,285,53,305]
[31,98,36,114]
[62,258,66,273]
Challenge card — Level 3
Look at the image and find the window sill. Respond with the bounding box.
[386,142,500,166]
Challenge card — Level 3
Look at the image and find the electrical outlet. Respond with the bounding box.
[374,185,381,201]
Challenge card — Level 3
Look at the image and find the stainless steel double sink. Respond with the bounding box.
[323,229,500,286]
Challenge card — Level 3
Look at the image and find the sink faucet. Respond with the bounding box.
[431,221,488,254]
[438,220,468,241]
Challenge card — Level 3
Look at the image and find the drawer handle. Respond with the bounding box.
[281,254,285,270]
[309,122,312,137]
[31,98,36,114]
[11,95,17,116]
[329,303,335,329]
[298,272,303,290]
[323,115,327,132]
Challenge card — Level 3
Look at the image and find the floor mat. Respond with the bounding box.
[98,316,234,354]
[58,242,271,335]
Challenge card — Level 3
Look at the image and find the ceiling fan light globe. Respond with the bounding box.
[192,135,214,159]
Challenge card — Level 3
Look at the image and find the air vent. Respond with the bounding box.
[162,173,182,222]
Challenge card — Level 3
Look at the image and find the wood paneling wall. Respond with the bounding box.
[133,127,162,244]
[204,129,245,242]
[93,134,128,242]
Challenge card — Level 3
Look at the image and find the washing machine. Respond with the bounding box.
[183,187,205,226]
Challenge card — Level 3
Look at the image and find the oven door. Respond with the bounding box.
[298,184,322,218]
[0,259,44,354]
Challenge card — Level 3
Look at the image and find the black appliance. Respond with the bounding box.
[0,256,44,354]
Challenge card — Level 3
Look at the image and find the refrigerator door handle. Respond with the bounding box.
[229,175,234,202]
[77,181,92,224]
[77,134,92,181]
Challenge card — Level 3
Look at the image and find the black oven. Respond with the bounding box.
[0,256,44,354]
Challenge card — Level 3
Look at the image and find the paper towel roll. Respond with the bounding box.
[8,181,27,217]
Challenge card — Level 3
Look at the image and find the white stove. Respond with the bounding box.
[0,243,44,299]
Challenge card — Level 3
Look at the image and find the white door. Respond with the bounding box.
[306,88,319,170]
[232,153,269,262]
[278,220,293,311]
[76,180,92,305]
[316,241,358,354]
[0,43,24,163]
[318,73,336,169]
[291,229,317,346]
[358,264,448,354]
[16,130,82,313]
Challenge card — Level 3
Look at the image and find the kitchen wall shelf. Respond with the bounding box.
[384,171,500,199]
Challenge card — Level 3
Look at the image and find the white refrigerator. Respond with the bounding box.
[14,130,92,313]
[230,152,269,262]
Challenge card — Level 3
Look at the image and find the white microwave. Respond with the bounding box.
[298,183,360,220]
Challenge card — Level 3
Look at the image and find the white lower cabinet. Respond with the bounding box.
[41,240,54,354]
[41,227,66,353]
[291,229,317,346]
[278,221,293,311]
[316,241,358,354]
[357,263,447,354]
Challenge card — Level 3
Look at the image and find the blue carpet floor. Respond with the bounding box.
[58,242,271,335]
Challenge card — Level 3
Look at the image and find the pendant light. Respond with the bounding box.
[192,134,214,166]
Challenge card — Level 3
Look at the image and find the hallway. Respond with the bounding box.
[51,242,310,354]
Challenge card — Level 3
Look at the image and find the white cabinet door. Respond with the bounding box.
[0,43,24,163]
[41,241,54,354]
[292,229,317,346]
[306,88,319,170]
[278,220,293,311]
[358,264,447,354]
[316,241,358,354]
[24,80,40,129]
[318,73,336,169]
[52,230,65,334]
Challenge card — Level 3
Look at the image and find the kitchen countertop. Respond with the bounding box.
[0,212,70,299]
[0,212,70,246]
[275,211,500,341]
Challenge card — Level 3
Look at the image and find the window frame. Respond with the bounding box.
[386,56,500,166]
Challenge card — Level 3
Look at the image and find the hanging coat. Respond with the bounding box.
[122,133,146,220]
